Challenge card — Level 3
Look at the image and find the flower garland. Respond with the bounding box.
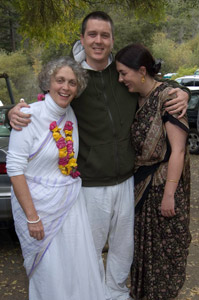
[37,93,45,101]
[49,121,80,178]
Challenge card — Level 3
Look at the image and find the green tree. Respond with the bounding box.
[112,10,157,54]
[172,66,198,79]
[185,34,199,67]
[0,0,20,52]
[10,0,170,45]
[151,33,193,74]
[0,50,39,104]
[159,1,199,44]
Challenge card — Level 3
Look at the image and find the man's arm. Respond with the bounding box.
[159,79,190,119]
[7,102,31,131]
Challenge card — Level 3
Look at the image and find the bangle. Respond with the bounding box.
[167,179,178,183]
[26,216,40,224]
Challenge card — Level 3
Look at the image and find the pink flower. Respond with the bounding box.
[50,118,80,179]
[70,169,80,178]
[56,137,66,149]
[64,121,73,131]
[67,146,73,152]
[49,121,57,131]
[67,140,73,146]
[59,157,69,166]
[67,140,73,152]
[37,93,45,101]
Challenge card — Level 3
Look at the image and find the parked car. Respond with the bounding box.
[0,106,12,227]
[175,75,199,87]
[163,73,177,79]
[0,73,15,228]
[187,88,199,154]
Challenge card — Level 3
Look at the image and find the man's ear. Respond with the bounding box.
[111,38,114,51]
[80,34,84,46]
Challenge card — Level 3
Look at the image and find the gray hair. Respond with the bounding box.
[38,56,88,97]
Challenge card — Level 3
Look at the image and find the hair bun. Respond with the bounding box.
[153,59,162,74]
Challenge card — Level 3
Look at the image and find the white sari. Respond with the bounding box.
[7,94,105,300]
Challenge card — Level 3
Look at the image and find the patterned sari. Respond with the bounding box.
[130,82,191,300]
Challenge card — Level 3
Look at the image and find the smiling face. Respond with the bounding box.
[49,66,78,108]
[80,18,114,70]
[116,61,143,93]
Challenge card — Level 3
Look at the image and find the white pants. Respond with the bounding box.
[82,176,134,300]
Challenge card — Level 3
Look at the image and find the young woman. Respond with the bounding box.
[6,57,105,300]
[116,44,191,300]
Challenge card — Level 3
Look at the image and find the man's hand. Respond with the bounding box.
[8,102,31,131]
[164,88,189,119]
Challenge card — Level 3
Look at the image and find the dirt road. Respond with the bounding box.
[0,155,199,300]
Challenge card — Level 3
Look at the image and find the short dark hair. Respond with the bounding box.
[115,43,161,77]
[81,11,114,37]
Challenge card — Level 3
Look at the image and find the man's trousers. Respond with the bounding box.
[82,176,134,300]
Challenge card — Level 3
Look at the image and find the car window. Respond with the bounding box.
[176,79,182,84]
[181,79,194,86]
[188,94,199,109]
[0,108,10,137]
[194,79,199,86]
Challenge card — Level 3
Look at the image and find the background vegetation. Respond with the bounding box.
[0,0,199,104]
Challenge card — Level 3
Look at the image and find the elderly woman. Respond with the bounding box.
[6,57,105,300]
[116,44,191,300]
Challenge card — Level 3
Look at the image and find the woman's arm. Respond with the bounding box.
[161,121,187,217]
[11,175,44,240]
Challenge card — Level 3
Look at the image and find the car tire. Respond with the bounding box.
[188,128,199,154]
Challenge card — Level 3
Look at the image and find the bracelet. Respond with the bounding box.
[26,216,40,224]
[167,179,178,183]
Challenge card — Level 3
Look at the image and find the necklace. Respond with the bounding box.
[139,80,157,102]
[49,120,80,178]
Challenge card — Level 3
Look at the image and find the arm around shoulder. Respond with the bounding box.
[7,102,31,131]
[162,79,190,118]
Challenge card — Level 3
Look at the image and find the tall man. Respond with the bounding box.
[9,11,189,300]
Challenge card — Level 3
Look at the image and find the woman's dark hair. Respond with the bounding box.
[81,11,114,37]
[115,43,161,77]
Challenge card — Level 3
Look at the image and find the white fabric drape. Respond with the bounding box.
[6,94,81,276]
[7,94,106,300]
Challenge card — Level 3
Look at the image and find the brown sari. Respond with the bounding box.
[131,82,191,300]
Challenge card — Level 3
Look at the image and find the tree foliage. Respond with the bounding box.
[11,0,169,45]
[0,0,20,52]
[12,0,87,46]
[1,0,199,104]
[1,0,199,50]
[172,66,198,79]
[0,50,39,104]
[113,13,157,54]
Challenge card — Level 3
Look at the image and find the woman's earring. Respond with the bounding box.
[141,76,145,83]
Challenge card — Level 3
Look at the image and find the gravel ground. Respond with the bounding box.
[0,155,199,300]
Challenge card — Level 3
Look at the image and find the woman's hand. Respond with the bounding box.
[28,220,45,240]
[8,102,31,131]
[10,175,44,240]
[161,194,176,217]
[164,88,189,118]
